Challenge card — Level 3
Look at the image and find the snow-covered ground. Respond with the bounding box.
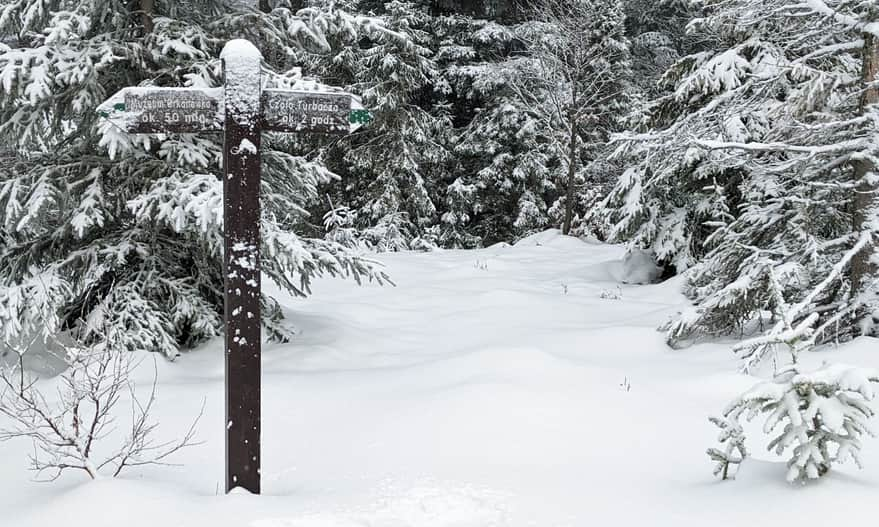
[4,231,879,526]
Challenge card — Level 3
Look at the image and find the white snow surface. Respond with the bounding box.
[4,234,879,526]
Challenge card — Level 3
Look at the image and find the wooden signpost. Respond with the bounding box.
[98,39,371,495]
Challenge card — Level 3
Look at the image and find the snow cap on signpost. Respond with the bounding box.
[220,38,262,61]
[221,39,262,125]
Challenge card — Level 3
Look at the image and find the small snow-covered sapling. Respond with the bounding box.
[709,364,879,483]
[707,416,747,480]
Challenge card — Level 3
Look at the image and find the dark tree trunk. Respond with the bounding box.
[851,32,879,307]
[562,114,578,235]
[140,0,154,33]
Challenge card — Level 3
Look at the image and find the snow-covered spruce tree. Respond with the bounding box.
[622,0,703,97]
[268,2,493,251]
[506,0,632,236]
[345,1,453,251]
[601,0,879,360]
[0,1,391,358]
[710,364,879,483]
[298,1,452,251]
[442,14,567,244]
[439,176,481,248]
[451,60,557,244]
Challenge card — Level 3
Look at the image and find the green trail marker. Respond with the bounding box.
[349,109,373,124]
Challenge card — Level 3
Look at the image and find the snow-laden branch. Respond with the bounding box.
[735,232,874,372]
[796,0,879,37]
[693,137,865,155]
[797,39,864,62]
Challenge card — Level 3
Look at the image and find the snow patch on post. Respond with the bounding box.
[237,138,257,155]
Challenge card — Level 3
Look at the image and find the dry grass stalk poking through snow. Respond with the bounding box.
[0,339,201,481]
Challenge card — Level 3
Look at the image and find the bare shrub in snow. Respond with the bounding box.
[0,339,201,481]
[709,364,879,483]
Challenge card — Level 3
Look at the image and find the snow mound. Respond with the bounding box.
[620,248,662,284]
[513,229,585,249]
[513,229,564,247]
[486,241,511,249]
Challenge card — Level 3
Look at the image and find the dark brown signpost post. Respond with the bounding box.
[98,38,371,495]
[220,40,263,495]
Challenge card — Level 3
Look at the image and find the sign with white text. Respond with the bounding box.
[99,88,223,133]
[261,90,351,135]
